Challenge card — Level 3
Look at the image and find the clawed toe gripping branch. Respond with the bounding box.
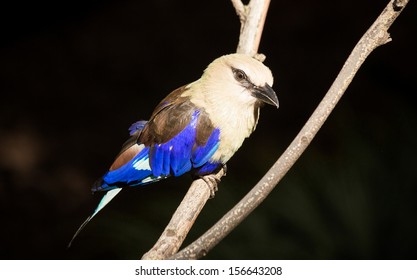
[141,0,410,260]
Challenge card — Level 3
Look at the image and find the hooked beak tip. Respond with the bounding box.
[252,83,279,108]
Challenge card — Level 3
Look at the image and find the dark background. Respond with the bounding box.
[0,0,416,259]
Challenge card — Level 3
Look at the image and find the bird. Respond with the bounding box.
[68,53,278,247]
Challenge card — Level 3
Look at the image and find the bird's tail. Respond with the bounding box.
[67,188,122,248]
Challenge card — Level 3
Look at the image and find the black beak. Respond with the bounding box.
[252,84,279,108]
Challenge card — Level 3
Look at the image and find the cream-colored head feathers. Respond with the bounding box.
[183,53,276,163]
[207,53,274,88]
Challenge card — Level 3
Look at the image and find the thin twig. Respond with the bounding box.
[171,0,410,259]
[236,0,271,56]
[231,0,246,23]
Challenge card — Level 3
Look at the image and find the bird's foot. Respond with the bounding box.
[221,164,227,176]
[201,174,221,198]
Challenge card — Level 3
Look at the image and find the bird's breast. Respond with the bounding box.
[207,104,259,163]
[184,83,260,164]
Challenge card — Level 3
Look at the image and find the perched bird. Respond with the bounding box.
[68,53,278,247]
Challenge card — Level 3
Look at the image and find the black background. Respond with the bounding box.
[1,0,416,259]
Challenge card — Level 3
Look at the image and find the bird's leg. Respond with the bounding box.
[201,175,220,198]
[201,165,227,198]
[222,164,227,176]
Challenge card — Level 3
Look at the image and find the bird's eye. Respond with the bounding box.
[233,69,247,82]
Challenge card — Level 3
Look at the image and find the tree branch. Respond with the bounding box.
[141,0,270,260]
[231,0,246,24]
[171,0,410,260]
[236,0,271,56]
[141,168,225,260]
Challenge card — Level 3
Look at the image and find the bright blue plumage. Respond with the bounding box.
[192,129,220,168]
[98,110,221,191]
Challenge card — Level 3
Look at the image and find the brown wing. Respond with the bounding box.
[109,140,144,171]
[110,85,217,171]
[140,85,216,147]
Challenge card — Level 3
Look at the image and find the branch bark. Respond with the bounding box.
[231,0,246,24]
[171,0,410,259]
[235,0,271,56]
[141,0,270,260]
[141,168,225,260]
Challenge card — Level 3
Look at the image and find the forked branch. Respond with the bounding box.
[171,0,410,259]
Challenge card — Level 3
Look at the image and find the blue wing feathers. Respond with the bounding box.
[150,110,198,177]
[162,144,171,176]
[150,144,163,176]
[97,109,221,191]
[128,120,147,136]
[196,161,221,175]
[151,143,172,177]
[192,128,220,167]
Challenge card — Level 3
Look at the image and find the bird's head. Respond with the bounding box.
[198,53,278,108]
